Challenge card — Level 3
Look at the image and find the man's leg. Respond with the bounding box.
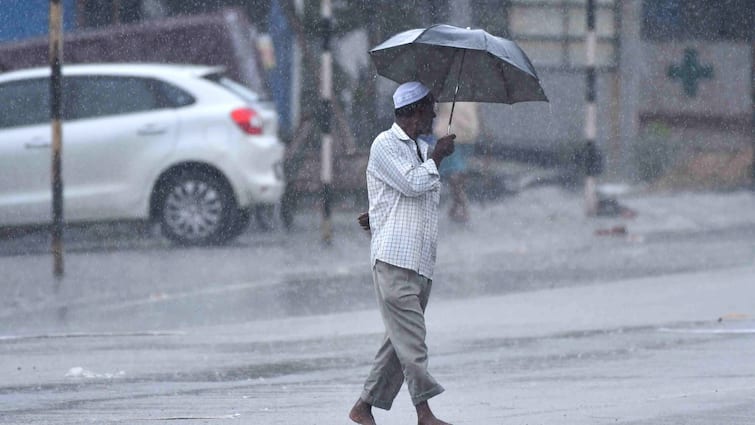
[374,262,444,405]
[358,262,419,411]
[352,261,448,424]
[359,333,405,410]
[349,399,376,425]
[351,264,409,424]
[416,401,453,425]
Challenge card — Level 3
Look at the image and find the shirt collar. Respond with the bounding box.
[390,122,413,141]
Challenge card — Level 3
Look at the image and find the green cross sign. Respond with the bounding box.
[667,48,714,97]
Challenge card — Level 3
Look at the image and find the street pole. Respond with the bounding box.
[320,0,333,245]
[583,0,599,216]
[750,37,754,190]
[113,0,121,24]
[49,0,64,278]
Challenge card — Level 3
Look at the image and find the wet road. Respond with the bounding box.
[2,266,755,424]
[1,187,755,423]
[2,188,754,335]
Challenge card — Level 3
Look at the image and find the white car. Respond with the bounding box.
[0,63,284,245]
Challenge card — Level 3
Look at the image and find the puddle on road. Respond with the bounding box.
[161,355,363,383]
[659,316,755,335]
[3,273,376,334]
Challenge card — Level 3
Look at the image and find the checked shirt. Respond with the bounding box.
[367,123,441,280]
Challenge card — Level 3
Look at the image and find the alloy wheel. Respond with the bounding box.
[163,179,224,242]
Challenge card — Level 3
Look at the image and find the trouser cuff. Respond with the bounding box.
[360,391,393,411]
[411,384,445,406]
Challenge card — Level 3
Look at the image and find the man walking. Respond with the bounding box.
[349,81,456,425]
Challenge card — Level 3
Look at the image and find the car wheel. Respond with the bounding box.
[158,170,239,245]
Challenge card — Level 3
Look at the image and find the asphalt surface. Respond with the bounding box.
[1,185,755,424]
[4,186,755,332]
[2,266,755,424]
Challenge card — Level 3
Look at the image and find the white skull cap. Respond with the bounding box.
[393,81,431,109]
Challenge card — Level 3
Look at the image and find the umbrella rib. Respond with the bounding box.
[417,23,439,42]
[501,60,510,103]
[432,46,462,100]
[447,49,467,133]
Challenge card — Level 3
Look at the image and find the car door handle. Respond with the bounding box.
[24,141,51,149]
[137,124,168,136]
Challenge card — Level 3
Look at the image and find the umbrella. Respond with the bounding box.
[370,24,548,132]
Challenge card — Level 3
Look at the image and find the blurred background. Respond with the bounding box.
[0,0,753,335]
[1,0,752,207]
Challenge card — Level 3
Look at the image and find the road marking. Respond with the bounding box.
[0,330,186,341]
[133,413,241,421]
[658,327,755,335]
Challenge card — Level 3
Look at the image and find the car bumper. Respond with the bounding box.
[239,169,285,206]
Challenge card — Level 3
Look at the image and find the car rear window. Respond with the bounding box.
[156,81,195,108]
[203,73,263,103]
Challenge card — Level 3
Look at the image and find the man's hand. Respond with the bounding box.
[357,212,370,231]
[431,133,456,166]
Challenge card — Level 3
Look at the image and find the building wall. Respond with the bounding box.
[630,0,752,187]
[632,40,752,187]
[465,0,753,185]
[0,0,77,43]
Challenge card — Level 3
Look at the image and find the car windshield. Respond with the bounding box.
[204,73,263,103]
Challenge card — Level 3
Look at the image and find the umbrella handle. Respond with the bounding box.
[447,49,467,135]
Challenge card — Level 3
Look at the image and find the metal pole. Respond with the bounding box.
[49,0,64,278]
[113,0,121,24]
[751,38,754,190]
[320,0,333,244]
[584,0,599,216]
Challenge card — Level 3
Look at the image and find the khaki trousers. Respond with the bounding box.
[360,260,444,410]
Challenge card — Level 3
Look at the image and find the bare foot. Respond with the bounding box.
[418,418,452,425]
[349,399,376,425]
[416,401,452,425]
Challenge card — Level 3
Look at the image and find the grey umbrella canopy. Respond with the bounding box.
[370,24,548,105]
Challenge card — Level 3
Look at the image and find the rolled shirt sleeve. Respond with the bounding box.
[368,135,440,197]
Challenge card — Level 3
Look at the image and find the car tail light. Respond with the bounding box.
[231,108,263,135]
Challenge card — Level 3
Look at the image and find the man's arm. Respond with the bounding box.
[359,134,455,231]
[369,134,456,197]
[431,134,456,168]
